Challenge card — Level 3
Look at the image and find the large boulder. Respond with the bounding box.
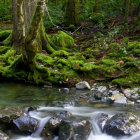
[76,81,91,90]
[51,31,74,48]
[41,111,72,137]
[103,113,140,137]
[59,119,92,140]
[0,130,9,140]
[13,116,39,134]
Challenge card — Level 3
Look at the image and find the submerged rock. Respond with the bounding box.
[13,116,39,134]
[62,88,70,94]
[0,130,9,140]
[0,106,24,123]
[76,81,91,90]
[59,119,92,140]
[103,113,140,136]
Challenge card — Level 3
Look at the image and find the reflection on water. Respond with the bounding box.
[0,82,72,107]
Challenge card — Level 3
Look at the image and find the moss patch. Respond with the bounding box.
[51,31,74,48]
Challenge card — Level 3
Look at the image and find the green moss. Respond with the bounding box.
[0,46,11,54]
[57,59,69,66]
[36,54,54,66]
[132,49,140,57]
[2,33,12,46]
[108,43,121,50]
[51,50,70,58]
[51,31,74,48]
[112,68,140,87]
[0,30,12,41]
[0,48,16,65]
[127,42,140,51]
[100,59,116,66]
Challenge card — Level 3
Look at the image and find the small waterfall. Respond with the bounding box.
[29,111,51,137]
[10,106,140,140]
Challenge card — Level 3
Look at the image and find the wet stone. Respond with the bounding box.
[41,117,61,137]
[59,119,92,140]
[13,116,39,134]
[103,113,140,137]
[75,81,91,90]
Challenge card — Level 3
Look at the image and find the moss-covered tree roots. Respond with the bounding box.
[0,29,139,87]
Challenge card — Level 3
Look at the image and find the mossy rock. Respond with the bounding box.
[51,31,74,48]
[51,50,70,58]
[0,30,12,41]
[112,72,140,87]
[99,59,116,66]
[36,54,54,66]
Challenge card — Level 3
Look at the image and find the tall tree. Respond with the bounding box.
[64,0,79,26]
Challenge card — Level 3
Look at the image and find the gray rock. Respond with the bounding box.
[123,88,140,100]
[91,86,107,100]
[137,100,140,103]
[76,81,91,90]
[13,116,39,134]
[114,96,127,104]
[59,119,92,140]
[103,113,140,136]
[0,130,9,140]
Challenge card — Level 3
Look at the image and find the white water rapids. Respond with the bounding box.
[11,106,140,140]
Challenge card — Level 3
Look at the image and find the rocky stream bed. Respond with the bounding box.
[0,82,140,140]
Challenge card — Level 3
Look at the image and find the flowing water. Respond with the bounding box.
[0,82,140,140]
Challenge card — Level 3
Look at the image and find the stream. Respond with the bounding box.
[0,82,140,140]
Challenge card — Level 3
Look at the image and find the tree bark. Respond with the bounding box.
[64,0,79,26]
[12,0,25,51]
[12,0,56,71]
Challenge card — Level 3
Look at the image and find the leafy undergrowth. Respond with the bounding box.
[0,29,139,88]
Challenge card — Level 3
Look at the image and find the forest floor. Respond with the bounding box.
[0,20,140,88]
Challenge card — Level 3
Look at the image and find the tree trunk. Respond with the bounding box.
[124,0,130,23]
[12,0,25,51]
[64,0,79,26]
[12,0,56,71]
